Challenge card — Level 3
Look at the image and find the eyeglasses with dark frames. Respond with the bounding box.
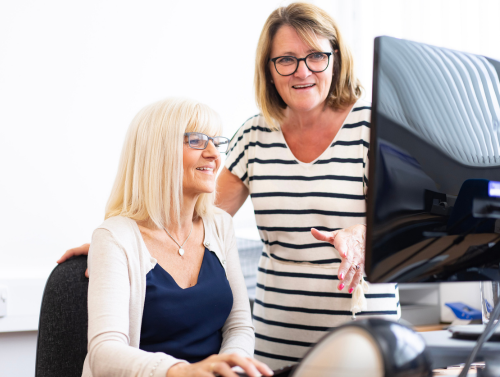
[184,132,230,153]
[270,52,332,76]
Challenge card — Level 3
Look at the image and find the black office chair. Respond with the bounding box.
[35,255,89,377]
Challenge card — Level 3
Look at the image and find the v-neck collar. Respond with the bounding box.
[278,101,359,165]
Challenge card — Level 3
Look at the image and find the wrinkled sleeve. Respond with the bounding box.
[219,214,255,357]
[86,228,187,377]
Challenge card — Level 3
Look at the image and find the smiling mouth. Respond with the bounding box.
[292,83,315,89]
[196,167,213,172]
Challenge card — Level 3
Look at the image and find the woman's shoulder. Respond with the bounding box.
[96,215,137,232]
[344,100,372,138]
[93,216,141,247]
[202,210,235,240]
[231,113,273,140]
[201,210,235,259]
[350,99,372,117]
[334,100,372,151]
[208,209,234,232]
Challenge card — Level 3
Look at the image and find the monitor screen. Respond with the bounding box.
[366,36,500,283]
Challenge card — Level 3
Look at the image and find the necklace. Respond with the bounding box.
[163,223,193,256]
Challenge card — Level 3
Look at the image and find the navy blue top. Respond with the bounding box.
[139,248,233,363]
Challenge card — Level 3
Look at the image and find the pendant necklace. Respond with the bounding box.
[163,223,193,256]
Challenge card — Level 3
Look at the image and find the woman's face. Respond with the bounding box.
[269,25,334,114]
[182,133,221,198]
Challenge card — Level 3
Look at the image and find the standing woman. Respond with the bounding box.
[216,3,400,368]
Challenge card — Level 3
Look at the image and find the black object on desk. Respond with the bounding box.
[450,324,500,342]
[235,365,294,377]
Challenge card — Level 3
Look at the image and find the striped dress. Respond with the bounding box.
[225,101,400,369]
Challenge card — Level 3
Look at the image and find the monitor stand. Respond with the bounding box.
[421,325,500,375]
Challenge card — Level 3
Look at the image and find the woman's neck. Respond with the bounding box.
[138,193,199,238]
[282,103,353,131]
[279,102,356,163]
[168,193,199,234]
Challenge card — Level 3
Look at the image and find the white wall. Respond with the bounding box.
[0,331,37,377]
[319,0,500,100]
[2,0,500,276]
[0,0,288,276]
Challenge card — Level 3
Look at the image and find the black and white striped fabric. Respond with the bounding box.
[225,101,400,369]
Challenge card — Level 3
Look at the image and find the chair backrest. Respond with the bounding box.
[35,256,88,377]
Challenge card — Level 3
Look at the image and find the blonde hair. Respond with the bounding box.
[255,2,363,129]
[105,97,222,229]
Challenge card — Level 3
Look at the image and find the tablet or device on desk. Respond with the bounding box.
[449,325,500,341]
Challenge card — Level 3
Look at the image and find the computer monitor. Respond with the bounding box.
[365,36,500,283]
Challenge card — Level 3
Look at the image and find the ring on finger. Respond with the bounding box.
[355,264,360,270]
[209,362,217,374]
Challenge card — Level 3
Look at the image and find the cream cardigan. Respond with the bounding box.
[81,211,254,377]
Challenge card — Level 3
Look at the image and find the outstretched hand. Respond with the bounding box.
[311,224,366,293]
[167,353,274,377]
[57,243,90,278]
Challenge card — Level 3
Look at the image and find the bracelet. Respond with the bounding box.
[149,356,166,377]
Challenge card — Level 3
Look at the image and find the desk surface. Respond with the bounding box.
[421,328,500,369]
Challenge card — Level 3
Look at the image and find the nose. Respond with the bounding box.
[202,140,220,160]
[294,59,312,79]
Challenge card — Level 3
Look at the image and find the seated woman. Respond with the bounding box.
[80,98,273,377]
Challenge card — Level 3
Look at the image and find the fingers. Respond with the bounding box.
[337,258,352,290]
[85,268,89,278]
[56,249,73,264]
[211,362,238,377]
[218,354,273,377]
[348,268,364,293]
[338,262,364,293]
[168,355,271,377]
[56,243,90,264]
[341,264,357,292]
[310,228,338,244]
[222,354,260,377]
[249,358,274,376]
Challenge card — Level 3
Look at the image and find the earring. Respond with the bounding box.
[271,79,274,84]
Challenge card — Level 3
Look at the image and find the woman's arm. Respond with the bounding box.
[218,212,255,357]
[86,228,185,377]
[216,167,249,216]
[87,228,270,377]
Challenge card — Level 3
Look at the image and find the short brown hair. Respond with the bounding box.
[255,2,363,129]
